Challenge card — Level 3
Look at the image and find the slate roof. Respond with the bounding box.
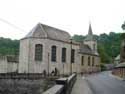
[79,44,93,54]
[79,43,99,56]
[78,44,93,55]
[24,23,71,42]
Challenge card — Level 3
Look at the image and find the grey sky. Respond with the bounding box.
[0,0,124,39]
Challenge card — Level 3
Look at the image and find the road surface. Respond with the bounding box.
[86,71,125,94]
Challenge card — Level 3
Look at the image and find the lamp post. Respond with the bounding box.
[70,38,73,75]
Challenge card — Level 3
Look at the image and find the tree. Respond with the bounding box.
[0,37,19,55]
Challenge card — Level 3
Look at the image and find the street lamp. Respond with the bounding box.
[70,37,73,75]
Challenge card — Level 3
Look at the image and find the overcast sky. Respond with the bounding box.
[0,0,125,39]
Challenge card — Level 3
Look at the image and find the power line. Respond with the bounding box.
[0,18,27,33]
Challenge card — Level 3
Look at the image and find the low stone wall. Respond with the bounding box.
[112,67,125,78]
[42,73,77,94]
[0,55,18,73]
[0,73,44,79]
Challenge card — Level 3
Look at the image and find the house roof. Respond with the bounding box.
[24,23,71,42]
[79,43,99,56]
[115,55,120,60]
[115,62,125,68]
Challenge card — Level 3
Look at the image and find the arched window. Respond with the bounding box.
[88,56,90,66]
[35,44,43,61]
[81,56,84,66]
[92,57,94,66]
[71,49,75,63]
[51,45,57,62]
[62,47,66,62]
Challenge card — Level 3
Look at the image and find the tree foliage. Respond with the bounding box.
[0,37,19,55]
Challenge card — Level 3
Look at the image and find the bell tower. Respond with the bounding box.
[84,22,97,52]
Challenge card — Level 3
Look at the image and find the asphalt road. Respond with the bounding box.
[86,71,125,94]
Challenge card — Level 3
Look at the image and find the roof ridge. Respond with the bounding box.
[40,23,70,35]
[38,23,48,38]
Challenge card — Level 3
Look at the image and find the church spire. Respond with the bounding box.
[88,22,93,35]
[84,22,95,41]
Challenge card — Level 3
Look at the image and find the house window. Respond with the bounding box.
[88,56,90,66]
[62,48,66,62]
[51,45,57,62]
[71,49,75,63]
[35,44,43,61]
[81,56,84,66]
[92,57,94,66]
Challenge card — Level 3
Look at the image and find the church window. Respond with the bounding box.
[35,44,43,61]
[51,45,57,62]
[93,44,96,50]
[88,56,90,66]
[62,47,66,62]
[71,49,75,63]
[81,56,84,66]
[92,57,94,66]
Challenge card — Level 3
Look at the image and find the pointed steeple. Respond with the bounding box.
[88,22,93,35]
[84,22,95,41]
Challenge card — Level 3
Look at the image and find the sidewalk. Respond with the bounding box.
[71,75,92,94]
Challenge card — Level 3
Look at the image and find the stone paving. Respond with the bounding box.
[71,75,92,94]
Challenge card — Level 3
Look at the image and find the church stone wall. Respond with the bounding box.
[19,39,30,73]
[19,38,100,75]
[79,54,100,73]
[19,38,81,75]
[84,40,97,51]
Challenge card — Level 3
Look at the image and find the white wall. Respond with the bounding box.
[0,56,18,73]
[0,56,7,73]
[19,38,80,75]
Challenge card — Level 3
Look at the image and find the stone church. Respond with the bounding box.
[19,22,100,75]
